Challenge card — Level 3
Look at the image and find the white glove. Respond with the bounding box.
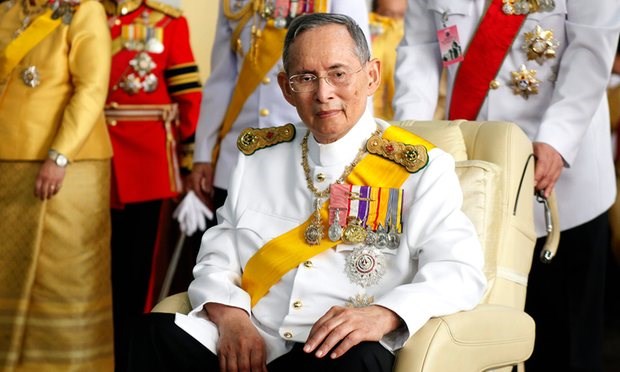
[173,191,214,236]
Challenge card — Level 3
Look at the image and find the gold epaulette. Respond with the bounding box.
[145,0,182,18]
[366,134,429,173]
[237,123,296,155]
[102,0,141,16]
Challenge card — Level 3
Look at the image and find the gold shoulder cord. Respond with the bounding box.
[223,0,268,61]
[222,0,255,20]
[223,0,256,55]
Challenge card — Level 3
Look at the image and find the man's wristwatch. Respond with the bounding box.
[48,149,68,168]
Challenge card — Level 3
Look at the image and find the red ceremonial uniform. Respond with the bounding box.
[102,1,203,369]
[103,0,202,208]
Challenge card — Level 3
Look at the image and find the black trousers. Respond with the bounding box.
[128,313,395,372]
[525,212,609,372]
[111,200,163,372]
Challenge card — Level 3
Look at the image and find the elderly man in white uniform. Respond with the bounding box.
[130,13,485,372]
[393,1,620,371]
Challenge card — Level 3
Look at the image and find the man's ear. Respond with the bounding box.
[277,71,297,106]
[366,58,381,97]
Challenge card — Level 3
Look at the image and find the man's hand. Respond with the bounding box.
[205,303,268,372]
[34,159,66,200]
[613,55,620,75]
[189,162,215,210]
[533,142,564,198]
[303,305,402,359]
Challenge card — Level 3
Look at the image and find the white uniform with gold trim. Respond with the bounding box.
[194,0,371,191]
[176,111,486,363]
[393,0,620,235]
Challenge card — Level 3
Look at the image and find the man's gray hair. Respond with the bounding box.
[282,13,371,73]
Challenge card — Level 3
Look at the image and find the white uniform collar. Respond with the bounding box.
[306,110,378,167]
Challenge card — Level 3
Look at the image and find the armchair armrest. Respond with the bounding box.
[151,291,192,314]
[394,304,534,372]
[151,294,534,372]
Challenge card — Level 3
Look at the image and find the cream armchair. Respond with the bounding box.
[153,120,552,372]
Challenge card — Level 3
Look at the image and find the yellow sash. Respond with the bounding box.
[0,9,61,80]
[241,126,435,307]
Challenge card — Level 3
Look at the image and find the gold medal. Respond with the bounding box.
[510,64,540,99]
[523,25,558,65]
[342,218,367,245]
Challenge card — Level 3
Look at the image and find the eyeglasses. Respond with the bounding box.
[288,65,365,93]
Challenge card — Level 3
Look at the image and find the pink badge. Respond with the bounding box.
[437,25,464,67]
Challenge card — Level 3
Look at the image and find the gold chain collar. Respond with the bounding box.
[300,126,381,199]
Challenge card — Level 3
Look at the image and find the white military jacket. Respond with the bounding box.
[393,0,620,235]
[193,0,371,190]
[177,112,486,363]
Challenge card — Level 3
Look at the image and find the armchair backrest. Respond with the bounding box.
[395,120,536,310]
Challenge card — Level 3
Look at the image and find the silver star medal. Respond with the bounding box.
[345,245,386,288]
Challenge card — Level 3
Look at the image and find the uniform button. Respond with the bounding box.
[114,18,121,26]
[259,108,270,117]
[293,300,303,309]
[283,331,293,339]
[303,260,313,268]
[262,76,271,84]
[121,7,129,15]
[316,173,326,182]
[107,119,117,126]
[489,80,501,89]
[109,101,119,108]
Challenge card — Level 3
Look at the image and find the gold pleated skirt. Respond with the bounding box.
[0,160,114,371]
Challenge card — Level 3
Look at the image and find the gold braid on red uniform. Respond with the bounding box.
[165,62,201,173]
[164,63,202,96]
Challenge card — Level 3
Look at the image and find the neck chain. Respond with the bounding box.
[301,126,381,245]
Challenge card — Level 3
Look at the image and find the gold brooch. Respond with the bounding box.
[237,123,296,155]
[366,135,429,173]
[510,64,540,99]
[522,25,558,65]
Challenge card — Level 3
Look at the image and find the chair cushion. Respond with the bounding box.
[394,120,468,162]
[455,160,502,291]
